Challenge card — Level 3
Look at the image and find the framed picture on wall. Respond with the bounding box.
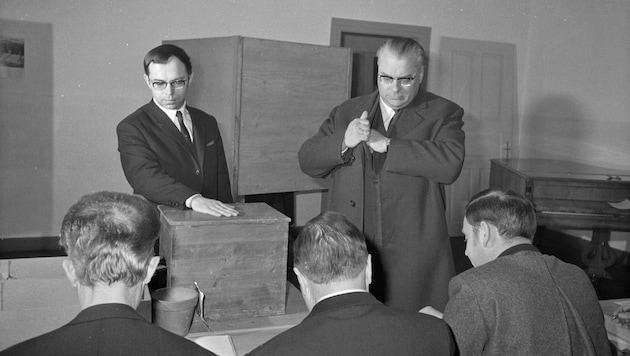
[0,36,25,78]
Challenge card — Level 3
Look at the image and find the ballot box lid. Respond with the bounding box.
[158,203,291,226]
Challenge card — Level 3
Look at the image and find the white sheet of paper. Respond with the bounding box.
[608,199,630,210]
[194,335,237,356]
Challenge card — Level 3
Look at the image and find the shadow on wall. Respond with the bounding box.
[521,94,630,170]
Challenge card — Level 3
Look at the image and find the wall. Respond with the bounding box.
[0,0,628,244]
[520,0,630,169]
[518,0,630,250]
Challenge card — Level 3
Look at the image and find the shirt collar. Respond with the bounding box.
[316,289,368,305]
[152,98,187,120]
[498,243,540,258]
[379,97,397,119]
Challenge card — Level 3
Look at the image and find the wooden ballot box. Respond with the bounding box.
[158,203,291,320]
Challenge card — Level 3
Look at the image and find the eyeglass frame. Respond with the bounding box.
[376,67,423,87]
[149,78,188,90]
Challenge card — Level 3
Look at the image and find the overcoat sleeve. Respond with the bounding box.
[298,105,355,179]
[385,101,465,184]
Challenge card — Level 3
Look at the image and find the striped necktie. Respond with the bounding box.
[176,111,192,144]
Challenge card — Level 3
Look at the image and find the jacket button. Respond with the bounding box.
[195,170,200,175]
[372,178,378,184]
[351,156,355,161]
[350,200,356,207]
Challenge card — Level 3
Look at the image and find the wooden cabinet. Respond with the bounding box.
[165,36,352,199]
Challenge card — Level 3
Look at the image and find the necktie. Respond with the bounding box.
[176,111,192,143]
[385,109,400,132]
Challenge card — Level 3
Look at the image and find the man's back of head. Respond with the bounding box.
[60,191,160,291]
[465,188,537,241]
[292,211,371,310]
[294,211,368,283]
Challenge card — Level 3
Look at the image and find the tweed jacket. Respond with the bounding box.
[443,244,611,356]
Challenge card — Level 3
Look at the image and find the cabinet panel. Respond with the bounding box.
[166,36,352,198]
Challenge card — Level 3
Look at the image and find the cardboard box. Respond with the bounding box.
[158,203,290,320]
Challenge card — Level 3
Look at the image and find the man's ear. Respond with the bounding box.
[143,74,152,90]
[62,259,79,287]
[143,256,161,285]
[294,267,308,293]
[187,72,194,87]
[417,66,425,84]
[478,221,492,247]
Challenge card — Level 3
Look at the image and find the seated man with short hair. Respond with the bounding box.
[248,211,455,356]
[1,191,214,355]
[423,189,612,355]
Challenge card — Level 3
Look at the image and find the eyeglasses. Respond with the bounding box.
[377,70,421,87]
[150,79,187,90]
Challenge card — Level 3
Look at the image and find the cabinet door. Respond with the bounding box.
[237,38,351,196]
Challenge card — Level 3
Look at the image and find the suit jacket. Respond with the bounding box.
[117,100,232,208]
[0,303,214,356]
[443,245,612,356]
[298,90,465,311]
[247,292,455,356]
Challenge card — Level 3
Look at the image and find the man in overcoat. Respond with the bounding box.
[298,37,465,311]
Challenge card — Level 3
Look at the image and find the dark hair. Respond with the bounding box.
[376,37,426,69]
[59,191,160,287]
[465,189,537,240]
[143,44,192,76]
[293,211,368,284]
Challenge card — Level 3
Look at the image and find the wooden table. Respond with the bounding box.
[600,299,630,351]
[187,283,308,355]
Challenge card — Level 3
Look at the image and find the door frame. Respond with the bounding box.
[330,18,432,91]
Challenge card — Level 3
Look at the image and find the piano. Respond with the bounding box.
[489,158,630,279]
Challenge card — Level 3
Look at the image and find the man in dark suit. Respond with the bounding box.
[422,189,612,355]
[247,211,455,356]
[298,37,465,312]
[117,44,237,216]
[0,191,214,355]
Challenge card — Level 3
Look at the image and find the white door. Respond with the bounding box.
[438,37,518,236]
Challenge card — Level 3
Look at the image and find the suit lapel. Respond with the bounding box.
[144,101,200,164]
[392,90,428,137]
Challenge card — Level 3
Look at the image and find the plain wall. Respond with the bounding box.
[1,0,629,245]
